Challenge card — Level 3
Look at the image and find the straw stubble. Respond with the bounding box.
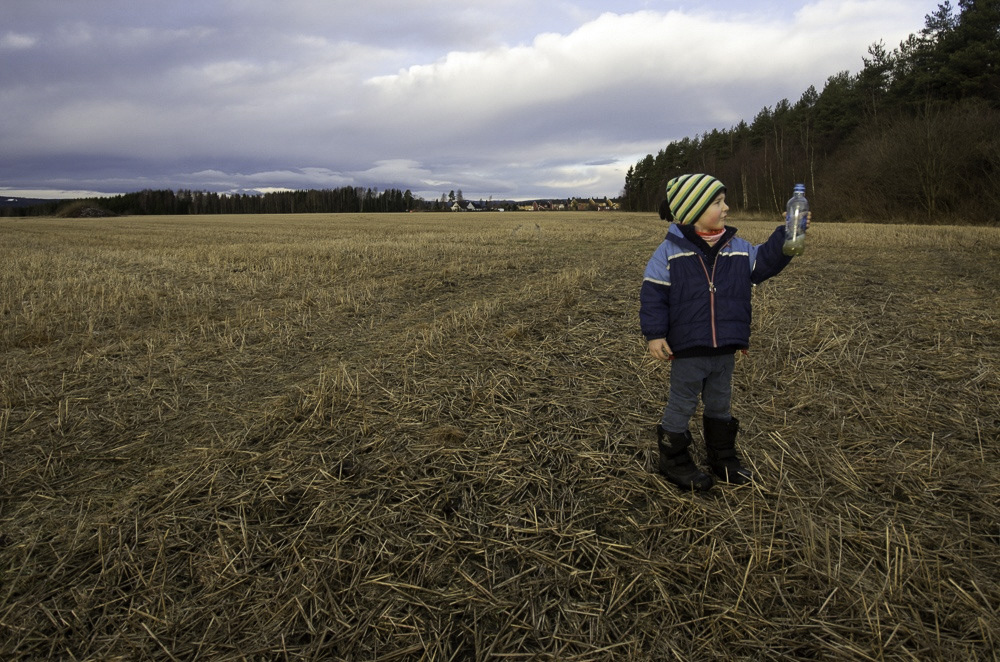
[1,213,998,660]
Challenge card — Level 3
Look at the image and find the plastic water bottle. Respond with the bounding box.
[783,184,808,256]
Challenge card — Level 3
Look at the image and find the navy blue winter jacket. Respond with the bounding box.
[639,224,792,356]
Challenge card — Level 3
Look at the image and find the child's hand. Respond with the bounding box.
[648,338,673,361]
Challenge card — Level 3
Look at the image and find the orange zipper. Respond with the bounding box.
[698,237,732,348]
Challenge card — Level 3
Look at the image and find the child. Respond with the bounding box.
[640,173,805,491]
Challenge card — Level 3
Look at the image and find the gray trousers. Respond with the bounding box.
[661,354,735,433]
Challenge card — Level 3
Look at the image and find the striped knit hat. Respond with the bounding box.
[665,174,726,225]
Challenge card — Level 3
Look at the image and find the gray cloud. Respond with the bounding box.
[1,1,935,200]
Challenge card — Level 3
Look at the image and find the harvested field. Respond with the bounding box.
[1,212,998,660]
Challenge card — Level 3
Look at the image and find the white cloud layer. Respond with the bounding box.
[1,32,39,50]
[1,0,935,200]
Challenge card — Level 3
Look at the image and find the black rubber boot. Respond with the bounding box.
[703,416,752,485]
[656,425,714,492]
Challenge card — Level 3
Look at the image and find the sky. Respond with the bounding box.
[1,0,938,202]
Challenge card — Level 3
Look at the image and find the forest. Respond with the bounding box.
[1,186,434,217]
[622,0,1000,224]
[0,185,531,217]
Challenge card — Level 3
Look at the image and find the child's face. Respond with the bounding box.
[693,193,728,232]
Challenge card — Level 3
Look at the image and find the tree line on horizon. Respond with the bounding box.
[0,186,618,217]
[622,0,1000,224]
[1,187,447,217]
[1,185,607,217]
